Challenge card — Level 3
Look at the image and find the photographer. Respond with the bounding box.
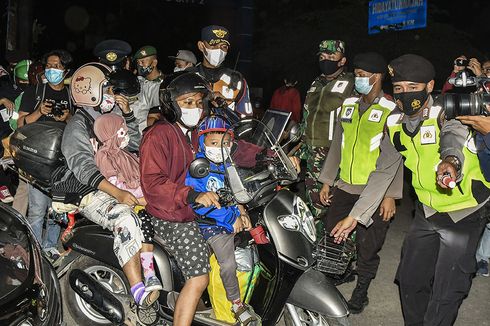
[442,55,482,94]
[18,49,73,127]
[17,49,73,266]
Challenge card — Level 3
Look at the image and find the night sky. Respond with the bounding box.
[2,0,490,104]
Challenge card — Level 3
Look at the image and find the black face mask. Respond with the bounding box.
[137,64,154,77]
[319,59,341,76]
[393,89,429,116]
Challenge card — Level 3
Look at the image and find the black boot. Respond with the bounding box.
[347,276,371,314]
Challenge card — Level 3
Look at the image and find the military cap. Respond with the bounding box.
[93,39,132,65]
[134,46,158,60]
[353,52,387,74]
[317,40,345,55]
[201,25,230,46]
[388,54,435,83]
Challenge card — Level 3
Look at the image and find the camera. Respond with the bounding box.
[454,58,469,67]
[45,99,68,117]
[442,74,490,119]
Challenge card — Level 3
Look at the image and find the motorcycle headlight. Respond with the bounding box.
[277,197,317,243]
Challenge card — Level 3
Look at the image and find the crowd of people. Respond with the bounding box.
[0,23,489,326]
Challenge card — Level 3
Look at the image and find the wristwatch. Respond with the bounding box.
[444,155,461,173]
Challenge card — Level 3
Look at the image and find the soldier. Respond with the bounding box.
[300,40,355,218]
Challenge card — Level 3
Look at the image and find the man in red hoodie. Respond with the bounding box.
[269,77,302,123]
[140,73,220,326]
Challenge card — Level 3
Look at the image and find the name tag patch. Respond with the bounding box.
[420,125,436,145]
[368,109,383,123]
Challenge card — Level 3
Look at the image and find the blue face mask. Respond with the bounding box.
[44,68,64,85]
[355,76,374,95]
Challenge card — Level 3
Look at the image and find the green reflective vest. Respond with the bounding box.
[339,96,396,185]
[387,106,490,212]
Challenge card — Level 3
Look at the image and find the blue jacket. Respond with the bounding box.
[185,152,240,233]
[476,132,490,182]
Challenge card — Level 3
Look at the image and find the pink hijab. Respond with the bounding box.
[94,113,140,189]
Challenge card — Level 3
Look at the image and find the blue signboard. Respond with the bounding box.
[368,0,427,34]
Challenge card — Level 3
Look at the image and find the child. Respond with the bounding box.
[93,113,162,301]
[185,116,259,325]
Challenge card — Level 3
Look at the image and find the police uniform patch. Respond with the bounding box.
[420,125,436,144]
[106,52,118,62]
[213,29,227,38]
[368,109,383,123]
[331,80,348,94]
[341,106,355,122]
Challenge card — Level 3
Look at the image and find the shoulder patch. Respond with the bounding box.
[343,97,360,106]
[378,97,397,111]
[429,105,442,119]
[387,113,402,127]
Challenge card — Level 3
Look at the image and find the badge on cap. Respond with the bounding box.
[388,65,394,77]
[106,52,118,62]
[213,29,227,38]
[140,50,147,57]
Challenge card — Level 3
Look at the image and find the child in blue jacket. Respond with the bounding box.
[185,116,259,325]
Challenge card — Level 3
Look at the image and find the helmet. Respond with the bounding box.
[160,72,210,123]
[13,59,32,82]
[197,115,233,151]
[107,69,140,97]
[70,62,111,107]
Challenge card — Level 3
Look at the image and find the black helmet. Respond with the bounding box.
[160,72,210,123]
[107,69,140,97]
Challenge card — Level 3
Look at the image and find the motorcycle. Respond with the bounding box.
[9,118,352,326]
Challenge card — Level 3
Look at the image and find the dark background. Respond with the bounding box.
[2,0,490,104]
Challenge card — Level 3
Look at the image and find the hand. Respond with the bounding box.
[453,55,467,74]
[233,217,244,233]
[436,160,458,189]
[319,183,333,206]
[39,100,53,115]
[195,191,221,209]
[379,197,396,221]
[114,189,139,206]
[467,58,483,76]
[54,109,70,122]
[288,156,301,172]
[240,213,252,231]
[114,94,131,114]
[0,98,14,115]
[456,115,490,135]
[330,216,357,244]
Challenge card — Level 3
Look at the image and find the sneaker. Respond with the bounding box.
[233,303,261,326]
[0,186,13,203]
[144,275,163,292]
[476,260,489,277]
[139,289,160,308]
[44,247,63,268]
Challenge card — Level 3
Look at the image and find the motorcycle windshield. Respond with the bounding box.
[0,207,32,301]
[223,118,298,204]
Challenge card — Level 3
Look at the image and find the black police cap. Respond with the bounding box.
[93,39,132,65]
[388,54,435,83]
[353,52,387,74]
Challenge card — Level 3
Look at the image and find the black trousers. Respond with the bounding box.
[396,201,486,326]
[324,187,390,280]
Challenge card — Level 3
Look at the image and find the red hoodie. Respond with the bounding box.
[140,121,198,222]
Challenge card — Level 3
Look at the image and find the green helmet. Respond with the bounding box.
[13,59,32,81]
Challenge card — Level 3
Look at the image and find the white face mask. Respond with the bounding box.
[100,94,115,113]
[204,48,227,67]
[180,107,203,127]
[173,65,189,73]
[119,133,130,149]
[205,145,231,163]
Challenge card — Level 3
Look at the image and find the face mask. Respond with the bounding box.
[44,68,64,85]
[119,133,130,149]
[204,48,227,67]
[393,89,429,116]
[355,76,374,95]
[205,145,231,163]
[180,107,203,127]
[100,94,116,113]
[319,59,340,75]
[173,65,189,73]
[137,63,154,77]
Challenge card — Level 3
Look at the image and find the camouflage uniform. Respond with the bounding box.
[299,40,355,217]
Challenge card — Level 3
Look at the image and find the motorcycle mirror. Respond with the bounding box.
[189,158,210,179]
[288,122,301,143]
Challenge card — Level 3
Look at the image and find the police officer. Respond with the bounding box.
[318,52,402,314]
[193,25,253,118]
[132,45,164,133]
[332,54,489,325]
[300,39,355,218]
[93,39,132,71]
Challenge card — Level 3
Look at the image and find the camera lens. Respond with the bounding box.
[443,93,486,119]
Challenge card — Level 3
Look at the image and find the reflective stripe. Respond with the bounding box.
[329,111,335,141]
[369,132,383,152]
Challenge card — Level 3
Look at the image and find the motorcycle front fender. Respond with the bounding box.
[286,268,349,318]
